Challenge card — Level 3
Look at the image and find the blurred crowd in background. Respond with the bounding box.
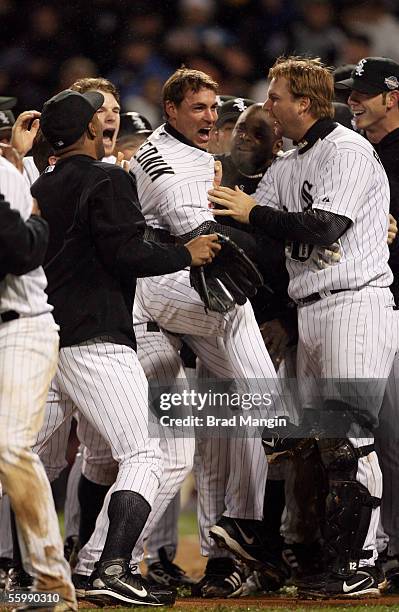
[1,0,399,127]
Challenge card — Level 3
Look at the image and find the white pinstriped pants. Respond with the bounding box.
[297,287,398,565]
[34,338,163,577]
[0,315,76,609]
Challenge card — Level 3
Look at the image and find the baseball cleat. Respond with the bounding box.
[209,515,289,589]
[84,558,176,606]
[381,552,399,591]
[262,420,314,463]
[71,572,89,599]
[0,556,13,589]
[191,558,243,598]
[5,566,33,591]
[296,566,382,599]
[147,546,195,587]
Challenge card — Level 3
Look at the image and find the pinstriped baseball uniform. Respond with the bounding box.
[131,125,282,537]
[255,122,397,565]
[0,157,76,608]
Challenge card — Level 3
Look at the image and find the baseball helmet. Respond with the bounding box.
[118,112,152,139]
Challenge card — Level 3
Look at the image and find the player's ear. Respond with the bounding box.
[386,91,399,110]
[165,100,177,122]
[272,138,283,156]
[87,120,97,140]
[298,96,311,114]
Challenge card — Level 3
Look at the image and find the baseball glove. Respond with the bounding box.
[190,233,263,313]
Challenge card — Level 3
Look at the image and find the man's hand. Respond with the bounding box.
[311,242,341,270]
[11,110,41,156]
[0,143,23,173]
[115,151,130,172]
[388,213,397,245]
[185,233,221,266]
[31,197,41,216]
[208,185,257,223]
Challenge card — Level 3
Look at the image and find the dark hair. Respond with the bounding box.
[32,129,56,174]
[71,77,120,105]
[162,67,218,118]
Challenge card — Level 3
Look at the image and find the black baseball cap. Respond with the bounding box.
[0,96,16,110]
[335,57,399,94]
[40,89,104,150]
[216,97,255,128]
[118,112,152,139]
[0,110,15,131]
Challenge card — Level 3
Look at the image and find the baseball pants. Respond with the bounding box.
[0,315,76,609]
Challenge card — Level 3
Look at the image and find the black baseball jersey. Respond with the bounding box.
[373,127,399,305]
[31,155,190,349]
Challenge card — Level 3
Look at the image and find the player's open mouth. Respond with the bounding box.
[352,110,365,117]
[198,128,211,142]
[103,128,116,144]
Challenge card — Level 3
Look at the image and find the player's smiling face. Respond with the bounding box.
[95,91,121,156]
[231,107,277,174]
[347,90,392,138]
[264,77,310,141]
[166,87,218,149]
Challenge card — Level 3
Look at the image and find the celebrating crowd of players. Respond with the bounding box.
[1,53,399,610]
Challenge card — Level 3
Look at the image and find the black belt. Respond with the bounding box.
[296,289,350,306]
[144,227,176,244]
[0,310,19,323]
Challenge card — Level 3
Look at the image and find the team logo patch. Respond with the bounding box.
[301,180,313,209]
[355,59,367,76]
[233,98,247,112]
[384,75,399,90]
[0,111,10,126]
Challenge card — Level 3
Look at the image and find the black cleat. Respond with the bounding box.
[84,558,176,606]
[191,558,243,598]
[0,557,13,589]
[71,572,89,599]
[262,420,314,463]
[296,566,382,599]
[147,546,195,587]
[5,566,33,591]
[209,516,289,589]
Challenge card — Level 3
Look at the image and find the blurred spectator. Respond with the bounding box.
[277,0,345,65]
[164,0,232,63]
[108,40,172,105]
[58,57,99,91]
[336,33,372,66]
[341,0,399,62]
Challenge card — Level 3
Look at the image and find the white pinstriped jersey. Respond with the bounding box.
[130,124,215,235]
[0,157,52,317]
[255,124,393,300]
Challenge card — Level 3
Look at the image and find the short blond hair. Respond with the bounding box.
[71,77,120,105]
[269,56,334,120]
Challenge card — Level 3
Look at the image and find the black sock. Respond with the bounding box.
[78,475,111,547]
[10,509,22,569]
[100,490,151,562]
[262,479,285,548]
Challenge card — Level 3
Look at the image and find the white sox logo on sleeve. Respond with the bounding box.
[135,142,174,182]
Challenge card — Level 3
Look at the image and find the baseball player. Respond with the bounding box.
[115,111,153,160]
[337,56,399,588]
[207,97,255,155]
[0,151,77,610]
[130,67,292,597]
[29,88,219,608]
[209,55,397,599]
